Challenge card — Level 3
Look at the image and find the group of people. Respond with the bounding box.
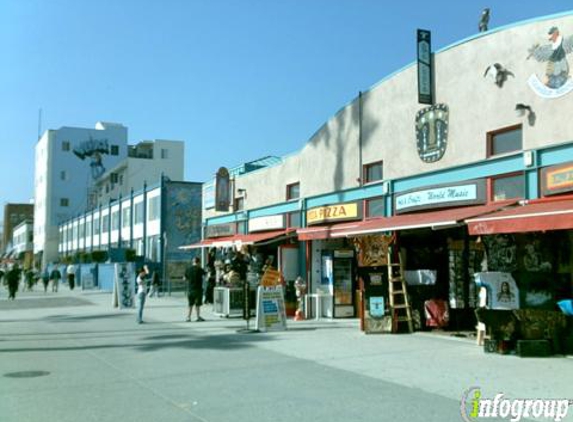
[0,263,79,300]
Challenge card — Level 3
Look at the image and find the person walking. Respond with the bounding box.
[66,263,76,290]
[50,267,62,292]
[184,257,206,322]
[136,265,149,324]
[6,264,21,300]
[41,268,50,293]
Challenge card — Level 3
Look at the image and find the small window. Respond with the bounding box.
[488,125,522,157]
[286,182,300,200]
[111,211,119,230]
[122,208,131,228]
[148,196,160,221]
[119,174,124,185]
[366,197,385,218]
[60,198,69,207]
[134,202,144,224]
[60,171,67,181]
[363,161,383,184]
[110,173,118,184]
[161,148,169,159]
[234,197,244,211]
[93,218,100,235]
[492,174,524,201]
[287,211,301,228]
[111,145,119,156]
[102,215,109,233]
[62,141,70,151]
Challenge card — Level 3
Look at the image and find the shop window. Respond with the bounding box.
[234,197,244,211]
[492,174,524,201]
[286,182,300,200]
[148,196,160,221]
[102,215,109,233]
[134,202,144,224]
[488,125,522,157]
[287,211,301,228]
[363,161,383,184]
[366,197,385,218]
[237,221,247,234]
[122,208,131,228]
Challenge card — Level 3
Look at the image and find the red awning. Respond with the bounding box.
[466,198,573,235]
[328,202,516,238]
[180,229,293,250]
[296,221,366,241]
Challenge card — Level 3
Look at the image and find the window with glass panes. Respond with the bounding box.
[363,161,383,183]
[488,125,522,157]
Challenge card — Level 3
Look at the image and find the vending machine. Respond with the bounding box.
[321,249,355,318]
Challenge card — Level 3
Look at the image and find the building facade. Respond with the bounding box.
[3,203,34,254]
[58,178,203,288]
[200,11,573,325]
[34,122,129,267]
[12,220,34,268]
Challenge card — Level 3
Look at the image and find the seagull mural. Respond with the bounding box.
[483,63,514,88]
[527,26,573,98]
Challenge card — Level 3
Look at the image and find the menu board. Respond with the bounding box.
[255,286,287,332]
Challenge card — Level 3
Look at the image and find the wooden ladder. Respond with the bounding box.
[387,245,413,333]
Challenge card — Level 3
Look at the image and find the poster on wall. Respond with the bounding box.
[255,286,287,332]
[113,263,135,309]
[527,25,573,98]
[353,234,394,267]
[474,272,520,310]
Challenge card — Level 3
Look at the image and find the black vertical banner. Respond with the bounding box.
[417,29,433,105]
[215,167,230,212]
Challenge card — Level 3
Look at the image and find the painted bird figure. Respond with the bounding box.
[478,8,490,32]
[483,63,514,88]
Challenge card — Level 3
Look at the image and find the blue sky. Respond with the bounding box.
[1,0,571,221]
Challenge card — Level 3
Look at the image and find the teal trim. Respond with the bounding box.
[249,201,300,218]
[206,214,242,225]
[538,141,573,167]
[526,170,538,200]
[395,153,523,192]
[306,183,383,208]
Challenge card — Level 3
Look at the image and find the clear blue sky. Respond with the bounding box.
[1,0,571,221]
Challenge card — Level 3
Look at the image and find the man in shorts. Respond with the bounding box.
[184,256,206,322]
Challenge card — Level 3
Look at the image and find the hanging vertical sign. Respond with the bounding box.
[417,29,433,105]
[215,167,230,212]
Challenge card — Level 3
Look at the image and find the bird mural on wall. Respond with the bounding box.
[483,63,515,88]
[478,8,490,32]
[528,26,573,89]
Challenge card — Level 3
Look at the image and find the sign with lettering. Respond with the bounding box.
[113,263,134,309]
[394,179,486,214]
[205,223,236,238]
[255,285,287,332]
[417,29,433,105]
[307,202,361,225]
[541,162,573,196]
[248,215,285,232]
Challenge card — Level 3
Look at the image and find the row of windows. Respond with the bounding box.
[60,198,160,240]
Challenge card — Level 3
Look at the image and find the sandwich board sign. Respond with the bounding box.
[255,285,287,332]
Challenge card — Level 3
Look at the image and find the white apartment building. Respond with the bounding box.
[92,139,184,207]
[34,122,129,268]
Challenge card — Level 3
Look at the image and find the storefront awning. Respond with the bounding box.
[296,221,366,241]
[329,202,516,237]
[466,198,573,235]
[180,229,294,250]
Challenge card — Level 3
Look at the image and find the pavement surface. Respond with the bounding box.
[1,285,572,422]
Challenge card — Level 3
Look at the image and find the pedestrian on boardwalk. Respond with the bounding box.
[66,263,76,290]
[147,270,160,298]
[50,267,62,292]
[41,268,50,293]
[25,268,35,291]
[184,257,206,322]
[136,265,149,324]
[6,264,21,300]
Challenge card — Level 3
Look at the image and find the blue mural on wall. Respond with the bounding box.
[164,182,202,262]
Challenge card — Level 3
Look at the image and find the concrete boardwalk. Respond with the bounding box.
[0,286,571,422]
